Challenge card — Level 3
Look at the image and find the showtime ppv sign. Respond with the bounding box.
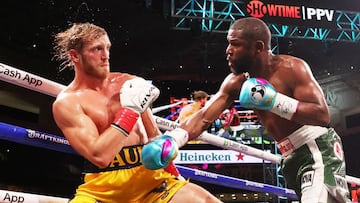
[245,0,336,27]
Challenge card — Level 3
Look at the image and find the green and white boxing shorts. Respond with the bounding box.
[277,125,351,203]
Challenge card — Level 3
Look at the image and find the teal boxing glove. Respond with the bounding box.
[142,128,189,170]
[141,135,179,170]
[239,78,299,120]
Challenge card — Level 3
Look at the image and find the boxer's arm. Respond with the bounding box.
[239,78,300,120]
[179,74,243,140]
[238,58,329,126]
[141,108,184,178]
[53,97,128,168]
[53,77,160,168]
[156,75,241,147]
[141,108,162,140]
[142,74,244,170]
[289,59,330,126]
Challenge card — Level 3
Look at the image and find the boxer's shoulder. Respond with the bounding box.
[109,72,135,82]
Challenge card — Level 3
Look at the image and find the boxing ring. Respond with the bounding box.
[0,62,359,202]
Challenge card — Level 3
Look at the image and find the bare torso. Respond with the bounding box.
[221,55,307,141]
[61,73,148,146]
[248,55,302,140]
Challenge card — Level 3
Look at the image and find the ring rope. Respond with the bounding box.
[154,115,281,163]
[154,115,360,186]
[0,189,69,203]
[0,121,297,199]
[176,165,298,199]
[0,63,65,97]
[0,121,76,155]
[152,101,183,114]
[1,62,360,185]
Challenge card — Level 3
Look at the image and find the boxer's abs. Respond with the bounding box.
[256,110,302,141]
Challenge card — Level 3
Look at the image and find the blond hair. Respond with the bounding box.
[53,23,107,71]
[193,90,208,100]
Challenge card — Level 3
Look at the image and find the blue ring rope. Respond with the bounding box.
[0,122,76,154]
[177,165,297,199]
[0,121,297,199]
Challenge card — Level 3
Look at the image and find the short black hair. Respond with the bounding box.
[230,17,271,49]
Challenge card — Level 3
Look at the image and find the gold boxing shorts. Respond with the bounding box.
[70,145,187,203]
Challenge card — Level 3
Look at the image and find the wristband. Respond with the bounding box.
[111,108,139,136]
[166,128,189,147]
[271,93,299,120]
[164,162,180,177]
[164,162,185,181]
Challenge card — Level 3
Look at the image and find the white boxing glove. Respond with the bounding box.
[111,77,160,136]
[120,77,160,113]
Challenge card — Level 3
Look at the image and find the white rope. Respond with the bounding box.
[1,62,360,186]
[154,115,360,185]
[0,63,65,97]
[0,189,69,203]
[152,101,184,114]
[154,115,282,164]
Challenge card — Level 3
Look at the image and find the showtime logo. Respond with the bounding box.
[246,0,335,22]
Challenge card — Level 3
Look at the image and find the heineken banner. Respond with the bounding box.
[174,150,272,164]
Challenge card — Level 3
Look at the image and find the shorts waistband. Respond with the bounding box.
[84,145,143,173]
[277,125,328,158]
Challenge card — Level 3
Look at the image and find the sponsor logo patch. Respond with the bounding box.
[301,170,314,190]
[333,141,344,160]
[334,175,349,192]
[277,138,295,157]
